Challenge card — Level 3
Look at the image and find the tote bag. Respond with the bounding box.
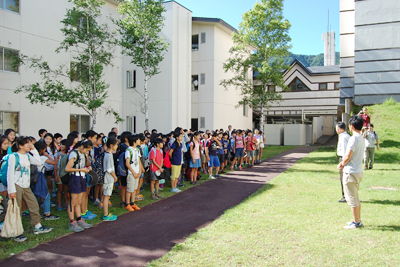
[1,199,24,238]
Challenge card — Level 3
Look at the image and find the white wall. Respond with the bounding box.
[312,116,324,143]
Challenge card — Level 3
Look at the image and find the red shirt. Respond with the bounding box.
[362,113,370,127]
[245,136,256,151]
[149,148,163,173]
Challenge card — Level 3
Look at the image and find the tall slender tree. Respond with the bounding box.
[15,0,121,130]
[113,0,169,131]
[220,0,291,131]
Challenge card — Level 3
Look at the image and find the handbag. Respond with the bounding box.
[1,199,24,238]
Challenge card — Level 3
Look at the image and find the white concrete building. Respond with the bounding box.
[191,17,253,132]
[0,0,251,136]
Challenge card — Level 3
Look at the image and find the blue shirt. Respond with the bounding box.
[217,139,224,155]
[170,142,182,166]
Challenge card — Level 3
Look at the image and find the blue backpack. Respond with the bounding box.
[116,148,132,177]
[0,153,23,187]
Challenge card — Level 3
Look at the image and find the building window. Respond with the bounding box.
[191,118,198,132]
[319,83,327,90]
[0,111,19,134]
[200,32,206,44]
[243,102,248,117]
[127,70,136,88]
[268,85,276,92]
[126,116,136,133]
[1,47,19,72]
[1,0,19,13]
[70,62,89,83]
[200,117,205,128]
[192,35,199,51]
[70,114,90,133]
[289,77,310,91]
[200,73,205,85]
[335,82,340,90]
[191,75,199,91]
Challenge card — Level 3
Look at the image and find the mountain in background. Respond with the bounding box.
[284,52,340,67]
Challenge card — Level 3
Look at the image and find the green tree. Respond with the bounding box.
[15,0,121,130]
[221,0,291,131]
[113,0,169,131]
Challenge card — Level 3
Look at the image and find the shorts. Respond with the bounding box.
[255,149,260,156]
[103,183,113,196]
[208,155,220,168]
[235,148,245,158]
[120,175,127,187]
[45,170,54,177]
[247,150,255,159]
[343,172,363,208]
[201,153,207,163]
[189,158,201,168]
[69,174,87,194]
[127,173,139,193]
[0,182,5,192]
[217,154,225,164]
[171,165,182,180]
[260,143,265,148]
[150,171,160,181]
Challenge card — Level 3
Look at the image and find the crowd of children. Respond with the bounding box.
[0,126,266,242]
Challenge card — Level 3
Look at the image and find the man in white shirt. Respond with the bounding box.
[338,115,365,229]
[363,123,379,170]
[336,122,350,203]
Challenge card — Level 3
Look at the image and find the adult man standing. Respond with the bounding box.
[336,122,350,203]
[228,125,233,137]
[111,127,118,135]
[338,115,365,229]
[358,107,371,129]
[363,123,379,170]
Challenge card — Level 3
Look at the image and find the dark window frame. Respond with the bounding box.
[288,77,311,91]
[319,83,328,90]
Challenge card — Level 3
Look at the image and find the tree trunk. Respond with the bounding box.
[259,105,265,133]
[144,75,149,131]
[92,108,97,130]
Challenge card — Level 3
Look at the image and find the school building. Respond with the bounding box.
[0,0,252,137]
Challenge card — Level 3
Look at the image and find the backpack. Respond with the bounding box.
[116,148,132,177]
[164,149,171,168]
[0,153,22,187]
[92,152,106,184]
[59,150,80,185]
[30,164,39,184]
[184,142,193,161]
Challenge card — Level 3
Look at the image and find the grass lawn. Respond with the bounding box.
[0,145,295,260]
[149,101,400,266]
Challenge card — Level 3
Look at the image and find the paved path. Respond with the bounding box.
[2,147,315,267]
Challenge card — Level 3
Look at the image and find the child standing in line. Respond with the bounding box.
[206,133,221,179]
[201,133,209,174]
[102,138,118,221]
[149,138,165,200]
[43,133,56,202]
[245,131,257,168]
[253,129,261,164]
[259,131,266,160]
[223,133,230,170]
[136,134,146,201]
[189,132,202,185]
[216,132,225,174]
[169,131,183,193]
[65,140,93,233]
[33,141,59,221]
[231,130,246,171]
[125,135,142,212]
[118,132,131,208]
[54,133,63,152]
[7,136,53,242]
[54,139,69,210]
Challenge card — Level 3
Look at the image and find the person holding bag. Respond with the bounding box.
[6,136,53,242]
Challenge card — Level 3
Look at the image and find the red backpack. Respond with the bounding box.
[164,149,171,168]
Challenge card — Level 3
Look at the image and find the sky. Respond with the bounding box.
[173,0,340,55]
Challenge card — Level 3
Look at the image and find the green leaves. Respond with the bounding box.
[221,0,291,112]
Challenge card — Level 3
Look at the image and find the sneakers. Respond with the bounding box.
[239,166,242,171]
[108,201,113,207]
[150,193,158,200]
[171,187,181,193]
[82,211,97,220]
[155,192,164,199]
[13,234,28,242]
[93,199,102,208]
[50,202,56,208]
[234,165,238,169]
[131,203,141,210]
[34,225,53,235]
[69,221,84,232]
[103,214,117,221]
[77,219,92,229]
[22,210,30,217]
[338,198,347,203]
[209,175,216,180]
[230,166,234,170]
[44,214,60,221]
[57,204,63,211]
[344,221,363,229]
[215,174,222,178]
[125,205,135,212]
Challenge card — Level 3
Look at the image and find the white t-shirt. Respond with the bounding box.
[7,149,41,194]
[44,147,55,171]
[39,155,49,173]
[103,152,115,184]
[68,150,87,177]
[343,132,365,174]
[125,147,141,175]
[337,132,350,157]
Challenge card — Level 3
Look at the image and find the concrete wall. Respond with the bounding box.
[284,124,306,146]
[312,116,324,143]
[264,124,284,145]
